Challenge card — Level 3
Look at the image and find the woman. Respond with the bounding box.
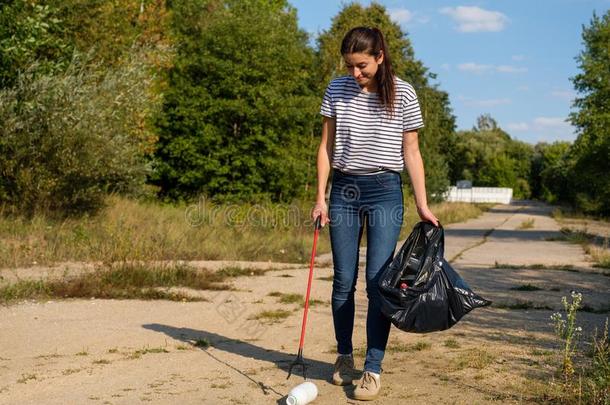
[311,26,439,401]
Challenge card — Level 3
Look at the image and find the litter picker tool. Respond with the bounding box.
[287,216,322,380]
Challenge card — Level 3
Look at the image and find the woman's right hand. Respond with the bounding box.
[312,200,330,227]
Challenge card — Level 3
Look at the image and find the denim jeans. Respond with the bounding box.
[328,169,404,374]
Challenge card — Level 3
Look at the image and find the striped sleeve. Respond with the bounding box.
[402,86,425,131]
[319,82,336,118]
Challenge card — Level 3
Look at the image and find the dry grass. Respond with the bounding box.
[452,348,496,370]
[0,263,238,304]
[589,245,610,269]
[0,196,489,269]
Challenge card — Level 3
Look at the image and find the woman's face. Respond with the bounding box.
[343,51,384,88]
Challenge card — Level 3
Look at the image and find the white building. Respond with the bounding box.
[444,186,513,204]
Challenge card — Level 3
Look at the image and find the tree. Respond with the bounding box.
[0,1,72,88]
[151,0,319,202]
[451,115,533,199]
[316,2,456,201]
[567,10,610,215]
[531,142,572,203]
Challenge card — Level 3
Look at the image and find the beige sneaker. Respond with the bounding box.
[331,354,355,386]
[352,371,381,401]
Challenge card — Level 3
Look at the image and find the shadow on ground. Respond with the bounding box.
[142,323,341,403]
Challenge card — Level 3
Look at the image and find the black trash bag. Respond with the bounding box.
[378,221,492,333]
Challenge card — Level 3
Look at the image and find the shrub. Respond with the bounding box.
[0,50,159,216]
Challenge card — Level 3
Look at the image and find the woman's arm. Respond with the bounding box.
[312,117,336,226]
[403,129,439,226]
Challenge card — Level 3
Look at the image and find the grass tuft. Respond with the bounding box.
[517,218,535,230]
[453,348,495,370]
[387,341,431,353]
[444,338,460,349]
[494,301,553,310]
[510,284,543,291]
[248,309,292,324]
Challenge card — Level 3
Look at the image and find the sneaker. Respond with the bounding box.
[331,354,355,386]
[352,371,381,401]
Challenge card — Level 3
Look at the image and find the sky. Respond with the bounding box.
[287,0,609,144]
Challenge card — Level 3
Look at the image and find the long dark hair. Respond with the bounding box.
[340,26,396,115]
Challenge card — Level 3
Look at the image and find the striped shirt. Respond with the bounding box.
[319,75,425,175]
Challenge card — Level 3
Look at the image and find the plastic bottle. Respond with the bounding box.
[286,381,318,405]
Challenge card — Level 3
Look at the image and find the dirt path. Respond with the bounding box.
[1,201,609,404]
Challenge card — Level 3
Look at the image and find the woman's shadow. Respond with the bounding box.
[142,323,359,403]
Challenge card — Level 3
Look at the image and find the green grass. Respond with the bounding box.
[0,263,233,304]
[267,291,302,304]
[386,341,431,353]
[194,338,210,349]
[248,309,293,324]
[266,291,327,307]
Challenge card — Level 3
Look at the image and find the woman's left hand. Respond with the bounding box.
[416,205,440,227]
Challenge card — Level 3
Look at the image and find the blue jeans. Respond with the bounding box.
[328,169,404,374]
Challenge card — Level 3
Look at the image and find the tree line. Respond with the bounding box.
[0,1,608,216]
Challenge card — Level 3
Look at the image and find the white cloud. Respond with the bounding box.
[533,117,570,129]
[531,117,578,142]
[496,65,528,73]
[390,8,414,24]
[458,95,511,107]
[550,90,576,101]
[507,122,529,131]
[439,6,509,32]
[512,54,525,61]
[457,63,526,74]
[457,62,493,74]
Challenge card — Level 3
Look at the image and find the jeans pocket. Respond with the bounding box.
[375,172,401,189]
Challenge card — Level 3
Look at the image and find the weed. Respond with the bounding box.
[444,338,460,349]
[550,292,583,380]
[248,309,292,324]
[387,341,431,353]
[194,339,210,349]
[518,218,535,230]
[510,284,543,291]
[17,374,37,383]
